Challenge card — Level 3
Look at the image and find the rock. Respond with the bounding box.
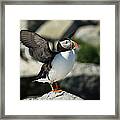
[24,91,83,100]
[20,20,28,30]
[20,57,42,76]
[59,74,100,100]
[36,20,73,39]
[75,25,100,47]
[20,81,51,100]
[70,62,99,76]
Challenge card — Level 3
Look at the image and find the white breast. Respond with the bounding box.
[49,50,75,82]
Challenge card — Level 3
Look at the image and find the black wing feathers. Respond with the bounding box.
[20,30,54,63]
[37,63,52,79]
[20,30,38,48]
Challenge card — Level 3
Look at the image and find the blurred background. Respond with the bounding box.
[20,20,100,100]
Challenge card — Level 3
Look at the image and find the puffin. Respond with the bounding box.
[20,30,79,91]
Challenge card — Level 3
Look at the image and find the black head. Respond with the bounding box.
[57,38,79,52]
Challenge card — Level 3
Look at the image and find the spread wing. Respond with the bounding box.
[20,30,55,63]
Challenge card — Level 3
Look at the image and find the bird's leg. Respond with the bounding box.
[52,82,62,92]
[55,82,59,89]
[47,75,62,92]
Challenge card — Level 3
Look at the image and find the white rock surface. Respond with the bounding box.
[24,91,83,100]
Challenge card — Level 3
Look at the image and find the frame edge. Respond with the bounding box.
[1,0,119,119]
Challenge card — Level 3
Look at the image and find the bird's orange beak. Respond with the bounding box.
[72,41,79,49]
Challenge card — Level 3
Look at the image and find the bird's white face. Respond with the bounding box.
[59,39,72,49]
[59,39,79,50]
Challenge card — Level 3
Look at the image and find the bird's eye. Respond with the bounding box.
[66,41,68,44]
